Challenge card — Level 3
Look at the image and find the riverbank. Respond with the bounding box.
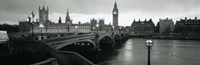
[129,34,200,40]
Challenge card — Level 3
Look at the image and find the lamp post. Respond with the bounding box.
[111,26,115,36]
[75,26,78,32]
[30,11,35,40]
[31,22,34,40]
[119,27,122,33]
[112,25,115,31]
[93,27,95,34]
[27,16,34,40]
[146,40,153,65]
[96,23,99,33]
[96,23,99,37]
[39,23,44,40]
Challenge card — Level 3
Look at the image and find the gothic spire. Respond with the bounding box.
[114,0,117,8]
[31,11,35,18]
[42,0,46,10]
[67,9,69,17]
[65,9,71,23]
[42,5,45,10]
[113,0,118,10]
[58,17,62,24]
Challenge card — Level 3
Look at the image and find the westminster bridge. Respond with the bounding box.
[0,31,129,65]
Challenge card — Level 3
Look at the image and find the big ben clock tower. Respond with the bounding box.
[113,1,118,28]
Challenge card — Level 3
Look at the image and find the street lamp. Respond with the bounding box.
[146,40,153,65]
[96,23,99,33]
[112,25,115,32]
[95,23,99,37]
[111,26,115,36]
[119,27,122,33]
[39,23,44,40]
[93,27,95,34]
[30,11,35,40]
[75,26,78,32]
[27,16,34,40]
[31,21,34,40]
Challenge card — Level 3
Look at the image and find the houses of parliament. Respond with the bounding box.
[18,2,121,33]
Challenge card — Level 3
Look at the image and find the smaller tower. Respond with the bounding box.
[99,19,105,31]
[39,6,49,23]
[90,18,97,31]
[58,17,62,24]
[65,9,72,24]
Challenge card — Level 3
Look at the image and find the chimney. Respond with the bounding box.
[185,17,187,21]
[166,17,168,20]
[78,21,81,24]
[195,17,197,21]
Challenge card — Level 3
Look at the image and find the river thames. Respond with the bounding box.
[94,38,200,65]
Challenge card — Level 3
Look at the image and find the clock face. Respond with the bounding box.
[113,11,117,14]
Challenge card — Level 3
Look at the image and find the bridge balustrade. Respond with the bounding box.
[57,51,96,65]
[31,58,58,65]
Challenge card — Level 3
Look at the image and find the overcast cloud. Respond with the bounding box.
[0,0,200,26]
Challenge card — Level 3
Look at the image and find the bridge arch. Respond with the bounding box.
[98,35,115,50]
[57,39,97,51]
[114,34,122,45]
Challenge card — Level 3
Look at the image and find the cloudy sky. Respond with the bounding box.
[0,0,200,26]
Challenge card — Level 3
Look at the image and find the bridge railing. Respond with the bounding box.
[57,51,96,65]
[31,58,58,65]
[52,36,96,49]
[42,33,95,43]
[40,32,113,49]
[41,32,111,42]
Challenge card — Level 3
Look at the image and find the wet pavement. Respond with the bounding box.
[97,38,200,65]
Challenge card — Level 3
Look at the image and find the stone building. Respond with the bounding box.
[130,19,155,35]
[157,18,174,34]
[70,23,91,33]
[18,21,32,32]
[19,6,112,34]
[174,17,200,35]
[90,18,112,32]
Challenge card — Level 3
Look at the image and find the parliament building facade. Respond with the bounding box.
[19,4,115,33]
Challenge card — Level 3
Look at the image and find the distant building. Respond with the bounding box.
[174,17,200,35]
[130,19,155,35]
[19,5,112,33]
[157,18,174,34]
[18,21,32,32]
[90,18,98,31]
[70,23,91,32]
[90,18,112,32]
[33,6,73,33]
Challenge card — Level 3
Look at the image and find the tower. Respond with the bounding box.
[58,17,62,24]
[65,9,72,24]
[112,1,118,28]
[90,18,97,31]
[39,6,49,23]
[99,19,105,31]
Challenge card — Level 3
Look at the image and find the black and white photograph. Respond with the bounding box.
[0,0,200,65]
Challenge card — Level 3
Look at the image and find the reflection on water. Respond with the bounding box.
[82,38,200,65]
